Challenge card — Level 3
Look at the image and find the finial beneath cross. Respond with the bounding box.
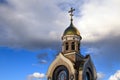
[68,7,75,22]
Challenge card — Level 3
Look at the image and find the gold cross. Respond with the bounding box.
[68,7,75,22]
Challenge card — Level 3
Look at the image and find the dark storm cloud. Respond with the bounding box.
[82,34,120,71]
[0,0,68,49]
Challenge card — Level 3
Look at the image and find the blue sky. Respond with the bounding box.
[0,47,57,80]
[0,0,120,80]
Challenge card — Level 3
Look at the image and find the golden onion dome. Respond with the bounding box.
[63,22,80,36]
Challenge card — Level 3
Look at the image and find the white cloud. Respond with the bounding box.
[97,72,105,80]
[33,73,45,78]
[109,70,120,80]
[77,0,120,42]
[39,60,47,64]
[27,72,45,80]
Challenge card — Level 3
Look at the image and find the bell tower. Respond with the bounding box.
[62,8,82,54]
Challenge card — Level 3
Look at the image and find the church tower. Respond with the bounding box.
[47,8,97,80]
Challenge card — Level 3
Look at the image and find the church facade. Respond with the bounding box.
[47,8,97,80]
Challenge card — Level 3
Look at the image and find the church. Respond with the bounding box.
[47,8,97,80]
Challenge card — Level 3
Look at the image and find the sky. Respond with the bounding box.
[0,0,120,80]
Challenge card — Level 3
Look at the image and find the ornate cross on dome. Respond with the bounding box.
[68,7,75,22]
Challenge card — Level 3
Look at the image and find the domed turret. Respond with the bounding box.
[62,8,82,54]
[47,8,97,80]
[63,22,80,36]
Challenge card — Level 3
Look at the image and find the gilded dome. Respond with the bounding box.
[63,22,80,36]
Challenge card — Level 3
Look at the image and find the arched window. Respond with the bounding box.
[71,42,75,50]
[53,65,69,80]
[66,42,69,50]
[85,72,90,80]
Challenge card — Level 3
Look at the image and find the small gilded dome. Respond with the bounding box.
[63,22,80,36]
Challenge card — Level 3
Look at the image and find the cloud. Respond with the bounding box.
[37,53,48,59]
[78,0,120,42]
[39,60,47,64]
[78,0,120,73]
[97,72,105,80]
[37,52,57,64]
[109,70,120,80]
[82,34,120,72]
[27,72,45,80]
[37,53,48,64]
[0,0,120,50]
[0,0,68,49]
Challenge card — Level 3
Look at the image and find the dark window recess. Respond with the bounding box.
[71,42,75,50]
[66,42,69,50]
[85,72,90,80]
